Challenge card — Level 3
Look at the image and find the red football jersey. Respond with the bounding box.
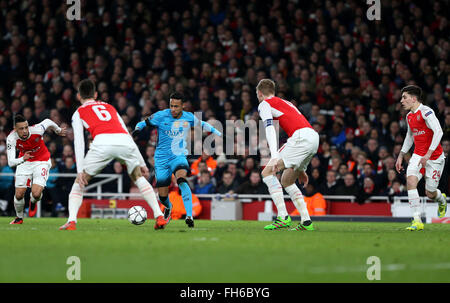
[75,100,128,139]
[7,125,50,162]
[406,104,443,160]
[259,96,312,137]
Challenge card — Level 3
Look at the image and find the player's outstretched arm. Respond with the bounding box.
[38,118,65,136]
[201,120,222,136]
[134,114,156,132]
[190,113,222,136]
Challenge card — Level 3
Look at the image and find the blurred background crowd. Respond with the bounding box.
[0,0,449,216]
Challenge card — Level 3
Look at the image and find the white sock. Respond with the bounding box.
[408,189,422,222]
[68,183,83,223]
[433,189,446,204]
[263,175,288,218]
[285,184,311,223]
[135,177,163,218]
[30,192,43,204]
[14,196,25,218]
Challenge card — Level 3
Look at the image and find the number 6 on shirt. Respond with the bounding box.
[92,105,112,121]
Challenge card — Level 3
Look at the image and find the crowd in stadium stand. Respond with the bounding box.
[0,0,449,216]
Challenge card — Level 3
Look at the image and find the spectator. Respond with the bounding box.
[319,170,338,196]
[335,173,359,196]
[102,161,131,194]
[241,156,257,180]
[191,151,217,176]
[226,162,244,184]
[365,138,380,164]
[193,170,216,194]
[44,157,64,217]
[0,153,14,215]
[362,177,380,197]
[358,162,383,190]
[384,179,407,198]
[337,163,349,184]
[168,189,202,220]
[217,171,239,194]
[290,183,326,216]
[57,156,76,211]
[237,170,268,195]
[309,167,323,189]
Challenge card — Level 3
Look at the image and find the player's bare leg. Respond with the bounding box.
[281,169,314,231]
[405,175,424,231]
[129,166,167,230]
[60,172,92,230]
[261,159,292,230]
[28,184,44,217]
[11,187,27,224]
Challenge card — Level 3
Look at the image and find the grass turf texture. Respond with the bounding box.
[1,218,449,283]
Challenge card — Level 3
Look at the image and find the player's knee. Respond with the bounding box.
[280,175,291,188]
[15,193,25,200]
[129,166,141,182]
[261,167,271,178]
[406,178,417,190]
[281,179,293,188]
[177,177,188,185]
[31,191,41,200]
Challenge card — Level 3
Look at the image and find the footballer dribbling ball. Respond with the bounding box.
[128,206,147,225]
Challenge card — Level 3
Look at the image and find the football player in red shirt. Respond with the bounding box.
[7,115,66,224]
[396,85,447,230]
[257,79,319,231]
[59,79,168,230]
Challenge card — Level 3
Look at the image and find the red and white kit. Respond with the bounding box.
[72,100,146,175]
[6,119,61,187]
[402,104,445,191]
[258,96,319,170]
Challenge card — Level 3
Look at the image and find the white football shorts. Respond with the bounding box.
[279,127,319,171]
[83,135,142,176]
[15,159,51,188]
[406,153,445,192]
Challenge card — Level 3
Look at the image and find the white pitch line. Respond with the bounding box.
[303,263,450,275]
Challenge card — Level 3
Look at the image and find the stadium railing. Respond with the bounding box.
[1,173,447,218]
[0,172,123,217]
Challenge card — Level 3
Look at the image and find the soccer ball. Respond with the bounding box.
[128,206,147,225]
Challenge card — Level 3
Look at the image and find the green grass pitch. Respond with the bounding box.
[1,217,449,283]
